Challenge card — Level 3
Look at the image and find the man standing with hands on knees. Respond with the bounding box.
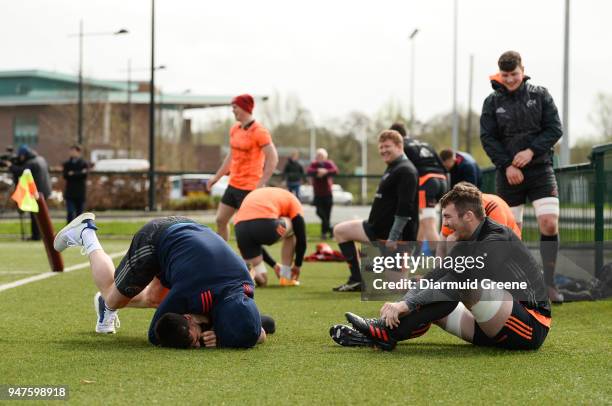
[480,51,563,303]
[206,94,278,241]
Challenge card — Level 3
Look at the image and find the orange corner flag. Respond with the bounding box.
[11,169,39,213]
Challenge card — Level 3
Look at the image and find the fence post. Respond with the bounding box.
[592,145,606,276]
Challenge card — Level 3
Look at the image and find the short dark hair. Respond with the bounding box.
[389,122,407,137]
[498,51,523,72]
[154,313,192,349]
[440,182,484,220]
[70,144,82,152]
[439,148,455,161]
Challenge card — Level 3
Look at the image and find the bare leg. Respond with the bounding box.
[246,255,267,287]
[435,289,513,342]
[462,287,514,338]
[215,203,236,241]
[87,250,131,309]
[434,303,475,342]
[127,277,169,308]
[281,236,296,266]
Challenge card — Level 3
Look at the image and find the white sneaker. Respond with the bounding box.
[53,213,97,252]
[94,292,120,334]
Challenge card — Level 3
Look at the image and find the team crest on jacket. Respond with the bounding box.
[526,99,537,108]
[496,107,506,114]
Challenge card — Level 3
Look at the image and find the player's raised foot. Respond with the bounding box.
[94,292,120,334]
[332,281,361,292]
[279,277,299,286]
[344,312,396,351]
[329,324,375,348]
[53,212,97,252]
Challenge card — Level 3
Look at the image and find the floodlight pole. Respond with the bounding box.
[408,28,419,136]
[78,20,84,145]
[148,0,156,211]
[72,22,128,146]
[561,0,571,166]
[451,0,459,151]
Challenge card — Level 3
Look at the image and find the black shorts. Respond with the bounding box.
[472,301,550,350]
[362,220,417,242]
[221,185,251,209]
[419,175,449,209]
[496,164,558,207]
[114,217,197,298]
[235,218,288,260]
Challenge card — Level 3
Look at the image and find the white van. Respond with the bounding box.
[92,159,150,172]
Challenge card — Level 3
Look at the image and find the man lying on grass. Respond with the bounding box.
[330,183,552,351]
[54,215,272,349]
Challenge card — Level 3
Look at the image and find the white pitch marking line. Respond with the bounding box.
[0,250,127,293]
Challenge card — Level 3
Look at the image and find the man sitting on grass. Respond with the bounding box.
[54,214,270,349]
[330,183,552,351]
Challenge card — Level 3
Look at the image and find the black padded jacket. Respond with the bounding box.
[480,76,562,170]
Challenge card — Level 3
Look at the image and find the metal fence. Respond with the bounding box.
[481,144,612,275]
[2,144,610,274]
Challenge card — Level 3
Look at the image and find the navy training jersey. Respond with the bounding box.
[148,223,254,344]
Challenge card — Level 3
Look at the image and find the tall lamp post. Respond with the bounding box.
[408,28,419,135]
[69,21,128,145]
[148,0,156,211]
[561,0,571,166]
[451,0,459,151]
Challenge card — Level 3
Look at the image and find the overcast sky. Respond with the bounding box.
[3,0,610,144]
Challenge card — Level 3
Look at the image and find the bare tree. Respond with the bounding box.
[589,92,612,140]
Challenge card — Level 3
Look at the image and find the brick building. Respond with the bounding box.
[0,70,250,171]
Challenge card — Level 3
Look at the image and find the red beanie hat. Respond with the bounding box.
[232,94,255,114]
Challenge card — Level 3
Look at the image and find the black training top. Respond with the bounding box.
[480,76,563,171]
[403,137,446,176]
[404,217,551,317]
[368,156,419,240]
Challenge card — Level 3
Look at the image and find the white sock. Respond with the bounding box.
[82,228,102,255]
[253,262,267,276]
[280,265,292,279]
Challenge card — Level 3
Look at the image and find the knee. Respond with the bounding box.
[539,216,558,235]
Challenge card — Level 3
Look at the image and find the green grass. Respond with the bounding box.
[0,239,611,404]
[0,220,327,241]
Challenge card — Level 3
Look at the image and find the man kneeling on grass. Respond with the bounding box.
[330,183,552,351]
[54,215,272,349]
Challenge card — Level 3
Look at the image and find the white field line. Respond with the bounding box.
[0,250,127,293]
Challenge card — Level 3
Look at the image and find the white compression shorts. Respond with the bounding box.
[532,197,560,217]
[510,205,525,224]
[420,207,438,220]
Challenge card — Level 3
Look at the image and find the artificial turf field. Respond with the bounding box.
[0,236,611,404]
